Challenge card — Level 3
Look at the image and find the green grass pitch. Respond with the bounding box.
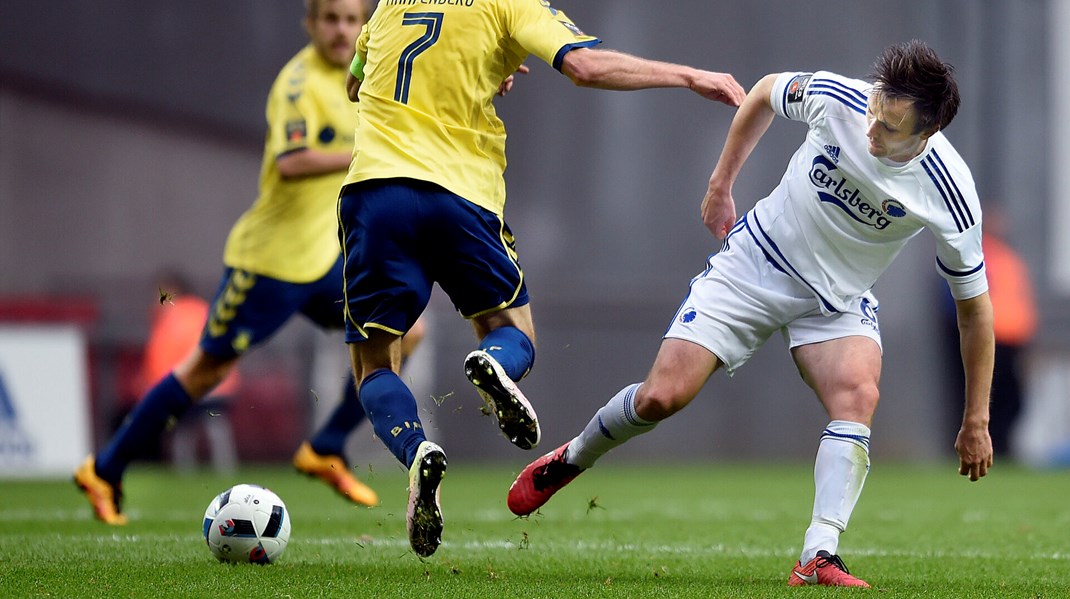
[1,461,1067,598]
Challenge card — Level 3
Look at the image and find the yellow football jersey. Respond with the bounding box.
[343,0,600,215]
[223,45,354,283]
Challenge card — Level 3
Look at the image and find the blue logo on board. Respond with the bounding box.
[0,370,34,462]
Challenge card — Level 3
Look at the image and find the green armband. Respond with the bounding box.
[349,55,365,80]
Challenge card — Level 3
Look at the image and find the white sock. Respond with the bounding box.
[800,420,871,564]
[565,383,657,469]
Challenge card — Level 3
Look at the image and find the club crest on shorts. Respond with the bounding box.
[679,307,698,324]
[860,298,879,332]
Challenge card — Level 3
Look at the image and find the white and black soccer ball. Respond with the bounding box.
[202,483,291,564]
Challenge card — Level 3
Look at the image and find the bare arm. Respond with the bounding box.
[276,149,352,179]
[559,48,745,106]
[700,73,778,238]
[953,291,995,481]
[346,72,361,102]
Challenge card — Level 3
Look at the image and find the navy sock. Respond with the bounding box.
[310,373,365,457]
[95,373,194,483]
[479,326,535,381]
[359,369,426,467]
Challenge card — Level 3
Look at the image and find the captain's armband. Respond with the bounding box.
[349,55,365,80]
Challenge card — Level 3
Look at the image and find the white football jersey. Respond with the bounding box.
[742,70,988,314]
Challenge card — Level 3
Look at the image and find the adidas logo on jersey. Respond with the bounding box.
[824,144,841,163]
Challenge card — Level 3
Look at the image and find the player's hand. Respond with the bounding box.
[498,64,531,96]
[701,183,736,239]
[690,71,746,107]
[954,422,993,482]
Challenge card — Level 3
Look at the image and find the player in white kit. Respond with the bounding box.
[507,40,995,588]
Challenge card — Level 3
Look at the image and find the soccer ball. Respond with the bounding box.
[202,483,291,564]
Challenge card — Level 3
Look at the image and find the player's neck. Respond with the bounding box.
[882,137,928,165]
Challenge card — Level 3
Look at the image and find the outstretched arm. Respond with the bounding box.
[700,73,778,238]
[953,292,995,481]
[559,48,745,106]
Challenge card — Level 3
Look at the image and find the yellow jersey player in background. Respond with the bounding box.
[337,0,746,557]
[75,0,425,525]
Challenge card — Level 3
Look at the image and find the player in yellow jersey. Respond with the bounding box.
[337,0,746,557]
[75,0,425,525]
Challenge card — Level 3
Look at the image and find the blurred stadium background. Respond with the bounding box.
[1,1,1068,475]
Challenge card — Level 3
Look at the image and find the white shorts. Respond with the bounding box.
[664,228,882,374]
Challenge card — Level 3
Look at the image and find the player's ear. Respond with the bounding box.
[303,1,317,39]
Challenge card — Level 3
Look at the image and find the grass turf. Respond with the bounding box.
[1,461,1067,598]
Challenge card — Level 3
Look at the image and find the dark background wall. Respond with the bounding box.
[0,1,1061,465]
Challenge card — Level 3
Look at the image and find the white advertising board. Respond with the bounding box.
[0,325,92,478]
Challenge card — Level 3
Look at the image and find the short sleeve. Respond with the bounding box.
[771,71,869,127]
[930,167,988,300]
[265,68,312,158]
[355,22,369,65]
[770,71,816,123]
[935,219,989,300]
[506,1,601,71]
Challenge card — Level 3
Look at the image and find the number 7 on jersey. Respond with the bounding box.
[395,12,444,104]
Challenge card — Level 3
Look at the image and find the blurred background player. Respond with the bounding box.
[74,0,426,525]
[139,269,240,474]
[339,0,744,557]
[508,41,994,588]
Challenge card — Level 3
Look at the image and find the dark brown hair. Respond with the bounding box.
[870,40,960,134]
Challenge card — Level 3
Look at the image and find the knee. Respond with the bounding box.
[830,381,880,424]
[853,380,880,412]
[175,353,235,400]
[407,317,428,345]
[633,383,689,422]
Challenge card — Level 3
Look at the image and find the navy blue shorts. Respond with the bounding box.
[338,178,529,343]
[199,257,345,359]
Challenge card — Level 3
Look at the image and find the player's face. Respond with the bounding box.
[865,94,930,162]
[306,0,365,68]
